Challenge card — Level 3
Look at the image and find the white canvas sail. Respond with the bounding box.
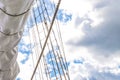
[0,0,32,79]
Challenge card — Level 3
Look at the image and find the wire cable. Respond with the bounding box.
[30,0,61,79]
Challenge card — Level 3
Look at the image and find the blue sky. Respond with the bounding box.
[17,0,120,80]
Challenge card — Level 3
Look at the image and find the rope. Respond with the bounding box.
[0,30,21,36]
[0,8,30,17]
[38,0,57,79]
[32,2,49,79]
[27,20,38,80]
[56,20,70,80]
[30,0,54,80]
[0,0,34,17]
[36,0,69,79]
[51,1,70,78]
[30,0,61,79]
[42,0,69,79]
[40,1,59,79]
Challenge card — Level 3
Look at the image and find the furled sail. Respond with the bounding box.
[0,0,32,80]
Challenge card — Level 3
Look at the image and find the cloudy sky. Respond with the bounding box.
[17,0,120,80]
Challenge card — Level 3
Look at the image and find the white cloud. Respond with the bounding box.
[57,0,120,80]
[60,0,93,16]
[70,0,120,55]
[17,52,33,80]
[17,0,120,80]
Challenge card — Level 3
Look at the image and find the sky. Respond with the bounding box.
[17,0,120,80]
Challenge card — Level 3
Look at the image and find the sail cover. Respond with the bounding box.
[0,0,32,80]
